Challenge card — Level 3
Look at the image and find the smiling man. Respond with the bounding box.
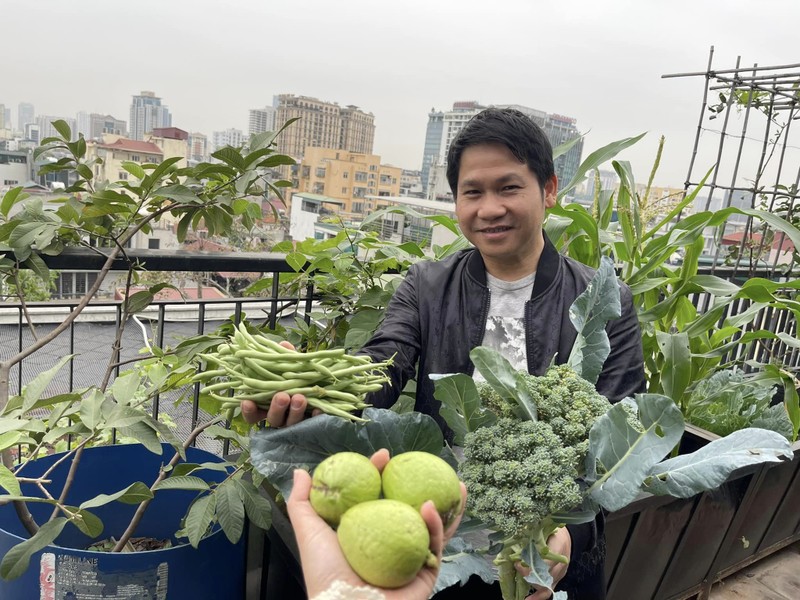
[243,108,646,599]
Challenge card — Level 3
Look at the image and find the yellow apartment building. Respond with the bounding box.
[292,147,402,215]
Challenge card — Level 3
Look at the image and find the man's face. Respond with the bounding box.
[455,143,557,280]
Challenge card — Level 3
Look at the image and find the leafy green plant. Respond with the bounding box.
[0,119,297,579]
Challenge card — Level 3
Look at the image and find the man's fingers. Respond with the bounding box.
[284,394,308,426]
[266,392,291,427]
[241,400,267,424]
[278,340,296,351]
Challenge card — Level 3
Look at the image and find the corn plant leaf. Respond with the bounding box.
[185,494,216,548]
[215,480,246,544]
[0,517,67,580]
[79,482,154,510]
[643,428,792,497]
[656,331,692,404]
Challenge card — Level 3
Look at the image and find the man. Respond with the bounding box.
[244,107,646,599]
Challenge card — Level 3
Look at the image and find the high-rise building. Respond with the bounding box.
[187,132,209,164]
[0,104,6,130]
[273,94,375,159]
[212,128,245,153]
[24,123,40,144]
[129,91,171,140]
[249,106,276,137]
[419,101,583,198]
[18,102,34,133]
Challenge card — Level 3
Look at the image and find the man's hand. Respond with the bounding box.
[286,449,467,600]
[240,341,311,426]
[516,527,571,600]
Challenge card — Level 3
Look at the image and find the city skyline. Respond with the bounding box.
[2,0,799,189]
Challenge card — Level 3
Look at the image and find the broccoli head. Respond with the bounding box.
[521,364,612,459]
[460,417,583,540]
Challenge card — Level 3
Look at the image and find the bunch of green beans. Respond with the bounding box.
[193,323,392,422]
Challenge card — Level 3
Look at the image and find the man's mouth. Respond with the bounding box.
[478,226,512,233]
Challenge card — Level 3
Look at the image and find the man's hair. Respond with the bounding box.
[446,107,555,195]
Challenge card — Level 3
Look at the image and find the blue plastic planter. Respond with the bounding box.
[0,443,246,599]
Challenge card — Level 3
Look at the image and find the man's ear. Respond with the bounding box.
[544,175,559,208]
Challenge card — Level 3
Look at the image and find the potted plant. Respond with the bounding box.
[0,120,296,598]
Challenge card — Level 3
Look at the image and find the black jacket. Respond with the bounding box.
[361,235,647,599]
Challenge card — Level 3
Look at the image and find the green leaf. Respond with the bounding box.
[343,308,385,351]
[152,184,201,204]
[644,428,792,497]
[233,479,273,530]
[1,187,27,218]
[66,507,104,538]
[211,147,246,170]
[80,482,154,510]
[75,163,93,180]
[185,494,216,548]
[170,461,230,478]
[433,373,497,445]
[22,355,74,414]
[552,134,585,160]
[0,431,23,453]
[79,389,106,430]
[142,156,183,189]
[118,421,162,455]
[286,252,307,272]
[22,252,50,283]
[0,517,67,580]
[152,476,210,491]
[111,372,142,405]
[124,290,155,315]
[586,394,684,511]
[558,132,647,200]
[52,119,72,141]
[215,480,246,544]
[121,161,146,179]
[469,347,537,420]
[103,405,148,430]
[433,537,497,594]
[567,256,621,383]
[0,463,21,495]
[250,408,444,498]
[656,331,692,404]
[521,542,563,600]
[689,275,741,297]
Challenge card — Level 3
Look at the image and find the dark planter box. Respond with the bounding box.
[605,424,800,600]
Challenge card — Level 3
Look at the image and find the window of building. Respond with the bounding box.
[301,200,320,213]
[130,154,140,162]
[302,165,311,178]
[355,172,368,182]
[55,272,98,299]
[352,202,364,213]
[369,164,377,171]
[148,238,160,249]
[342,172,349,179]
[315,167,326,178]
[313,182,325,194]
[353,187,367,198]
[3,180,18,186]
[118,172,128,180]
[342,187,348,194]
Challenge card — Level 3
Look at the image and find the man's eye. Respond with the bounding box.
[503,185,520,192]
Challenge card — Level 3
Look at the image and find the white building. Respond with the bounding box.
[249,106,276,137]
[36,115,77,141]
[18,102,34,134]
[129,91,171,140]
[212,128,245,152]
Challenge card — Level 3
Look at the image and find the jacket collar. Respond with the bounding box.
[464,231,561,297]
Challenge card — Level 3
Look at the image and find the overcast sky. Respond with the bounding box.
[3,0,799,188]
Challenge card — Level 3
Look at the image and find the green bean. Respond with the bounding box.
[242,358,283,381]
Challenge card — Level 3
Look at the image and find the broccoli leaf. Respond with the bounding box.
[433,537,496,593]
[470,347,537,420]
[643,427,792,498]
[249,408,443,497]
[586,394,683,511]
[521,542,568,600]
[433,373,497,445]
[567,256,621,384]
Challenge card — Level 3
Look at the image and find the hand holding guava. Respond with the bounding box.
[287,449,467,599]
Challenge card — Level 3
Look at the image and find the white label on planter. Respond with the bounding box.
[39,553,168,599]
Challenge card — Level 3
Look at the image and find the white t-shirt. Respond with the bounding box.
[475,271,535,380]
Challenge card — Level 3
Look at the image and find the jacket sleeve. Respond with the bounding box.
[357,266,422,409]
[596,283,647,403]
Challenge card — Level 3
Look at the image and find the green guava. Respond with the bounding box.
[381,451,463,528]
[309,452,381,527]
[337,499,437,588]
